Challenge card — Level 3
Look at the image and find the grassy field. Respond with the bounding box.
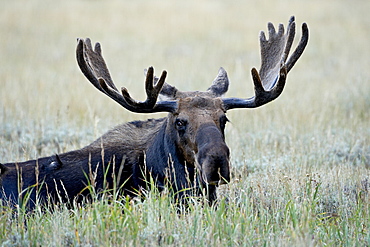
[0,0,369,246]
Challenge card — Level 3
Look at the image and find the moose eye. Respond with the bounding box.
[175,119,187,130]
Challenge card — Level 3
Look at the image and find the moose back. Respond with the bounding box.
[0,17,308,208]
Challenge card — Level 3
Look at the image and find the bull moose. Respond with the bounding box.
[0,17,308,208]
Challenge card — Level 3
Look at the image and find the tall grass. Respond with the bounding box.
[0,0,369,246]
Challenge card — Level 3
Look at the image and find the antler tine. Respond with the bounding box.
[120,67,168,109]
[223,16,309,110]
[143,68,179,100]
[282,16,296,65]
[77,38,118,91]
[76,39,104,93]
[76,38,177,113]
[286,22,309,72]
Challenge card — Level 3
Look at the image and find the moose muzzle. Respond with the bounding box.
[196,124,230,186]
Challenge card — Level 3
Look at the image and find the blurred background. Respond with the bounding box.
[0,0,369,166]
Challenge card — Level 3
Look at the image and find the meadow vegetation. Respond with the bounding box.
[0,0,369,246]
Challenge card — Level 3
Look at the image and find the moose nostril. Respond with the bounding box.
[199,158,230,186]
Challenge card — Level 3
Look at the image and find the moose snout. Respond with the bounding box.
[198,152,230,186]
[196,124,230,186]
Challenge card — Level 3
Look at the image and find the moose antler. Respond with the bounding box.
[76,38,177,113]
[223,16,309,110]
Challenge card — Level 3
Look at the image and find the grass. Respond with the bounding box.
[0,0,369,246]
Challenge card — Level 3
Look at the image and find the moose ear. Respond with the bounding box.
[159,83,178,100]
[144,68,178,100]
[207,67,229,97]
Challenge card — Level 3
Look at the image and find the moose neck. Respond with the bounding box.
[145,118,195,195]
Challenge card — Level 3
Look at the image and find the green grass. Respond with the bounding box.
[0,0,369,246]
